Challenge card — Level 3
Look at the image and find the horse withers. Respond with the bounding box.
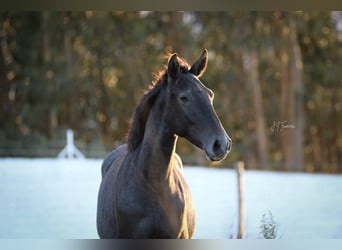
[96,50,232,239]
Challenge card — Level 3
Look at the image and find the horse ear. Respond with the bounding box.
[167,53,180,79]
[189,49,208,77]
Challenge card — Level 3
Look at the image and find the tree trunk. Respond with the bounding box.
[42,11,58,138]
[63,13,75,129]
[279,49,294,171]
[237,50,253,168]
[243,50,269,170]
[0,15,12,129]
[289,13,304,171]
[168,12,184,54]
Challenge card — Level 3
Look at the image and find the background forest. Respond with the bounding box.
[0,11,341,173]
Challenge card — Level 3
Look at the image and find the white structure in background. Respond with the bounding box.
[57,129,85,159]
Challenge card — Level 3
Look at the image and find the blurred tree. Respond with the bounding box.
[242,49,269,170]
[297,11,342,172]
[0,11,340,172]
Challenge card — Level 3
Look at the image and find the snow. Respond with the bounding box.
[0,158,341,239]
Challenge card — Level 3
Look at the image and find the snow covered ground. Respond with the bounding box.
[0,158,341,239]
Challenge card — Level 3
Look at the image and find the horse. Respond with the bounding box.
[96,49,232,239]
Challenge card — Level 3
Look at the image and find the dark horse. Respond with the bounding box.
[96,50,232,239]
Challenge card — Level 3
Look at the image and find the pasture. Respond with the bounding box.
[0,158,341,239]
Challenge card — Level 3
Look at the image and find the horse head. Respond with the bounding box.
[165,50,231,161]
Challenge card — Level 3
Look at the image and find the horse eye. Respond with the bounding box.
[179,95,189,102]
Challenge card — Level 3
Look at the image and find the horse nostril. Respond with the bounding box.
[213,139,221,154]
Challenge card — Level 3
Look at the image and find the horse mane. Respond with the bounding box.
[127,54,190,151]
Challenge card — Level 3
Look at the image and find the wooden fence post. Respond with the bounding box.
[235,161,245,239]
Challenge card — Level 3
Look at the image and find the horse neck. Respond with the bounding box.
[138,97,178,183]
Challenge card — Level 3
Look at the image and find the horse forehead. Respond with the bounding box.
[181,73,211,93]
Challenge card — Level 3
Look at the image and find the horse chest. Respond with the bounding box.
[148,184,190,238]
[116,175,193,238]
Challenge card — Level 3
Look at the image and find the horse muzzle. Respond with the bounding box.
[204,134,232,162]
